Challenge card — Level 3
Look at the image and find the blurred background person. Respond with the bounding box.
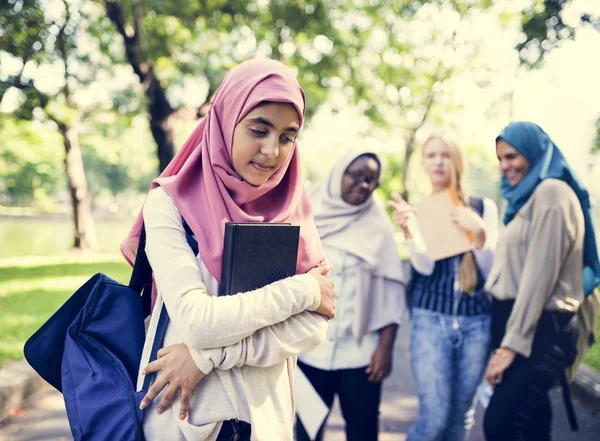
[390,133,499,441]
[296,150,407,441]
[483,121,600,441]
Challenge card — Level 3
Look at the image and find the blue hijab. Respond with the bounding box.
[497,121,600,296]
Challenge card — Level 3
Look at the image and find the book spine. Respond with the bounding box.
[218,224,236,296]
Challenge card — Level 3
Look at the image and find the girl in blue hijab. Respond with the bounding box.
[483,121,599,441]
[498,121,600,294]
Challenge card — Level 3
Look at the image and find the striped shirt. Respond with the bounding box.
[405,197,499,317]
[409,253,491,316]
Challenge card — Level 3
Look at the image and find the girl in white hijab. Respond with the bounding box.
[296,150,407,441]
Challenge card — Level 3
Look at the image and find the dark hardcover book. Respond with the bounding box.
[218,223,300,296]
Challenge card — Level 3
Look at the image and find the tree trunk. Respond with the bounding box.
[59,122,98,250]
[150,116,176,172]
[401,131,416,202]
[105,0,176,173]
[400,87,438,202]
[146,75,176,172]
[53,0,97,250]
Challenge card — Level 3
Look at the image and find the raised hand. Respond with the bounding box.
[388,193,416,239]
[450,206,486,248]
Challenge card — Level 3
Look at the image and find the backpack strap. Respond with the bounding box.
[128,225,154,318]
[182,219,199,255]
[469,196,485,217]
[560,371,579,431]
[550,312,580,431]
[129,221,199,317]
[142,304,169,392]
[140,219,199,392]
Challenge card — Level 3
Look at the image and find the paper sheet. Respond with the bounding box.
[415,189,474,260]
[295,366,329,440]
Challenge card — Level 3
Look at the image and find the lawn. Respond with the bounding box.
[0,255,131,365]
[1,254,599,374]
[584,307,600,372]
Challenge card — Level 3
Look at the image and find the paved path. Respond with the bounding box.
[1,326,598,440]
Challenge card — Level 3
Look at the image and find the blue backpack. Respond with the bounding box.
[24,225,197,440]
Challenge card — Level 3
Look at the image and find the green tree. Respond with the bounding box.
[516,1,600,164]
[0,0,98,249]
[328,0,497,202]
[94,0,348,172]
[81,117,156,197]
[518,0,599,67]
[594,115,600,154]
[0,120,66,207]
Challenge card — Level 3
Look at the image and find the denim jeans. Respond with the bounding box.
[215,419,251,441]
[407,307,491,441]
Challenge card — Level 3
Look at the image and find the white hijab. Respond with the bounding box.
[310,150,404,282]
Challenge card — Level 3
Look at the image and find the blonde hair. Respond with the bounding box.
[423,133,479,296]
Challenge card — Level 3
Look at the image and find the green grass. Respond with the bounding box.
[2,253,600,375]
[583,309,600,372]
[0,255,131,366]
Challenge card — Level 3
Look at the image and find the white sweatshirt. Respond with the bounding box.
[139,187,328,441]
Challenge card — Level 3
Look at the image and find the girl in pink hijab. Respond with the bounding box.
[122,59,335,441]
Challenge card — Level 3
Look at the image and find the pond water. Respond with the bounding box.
[0,216,135,258]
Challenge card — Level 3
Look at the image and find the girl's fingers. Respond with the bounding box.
[317,264,332,275]
[142,358,161,376]
[180,388,192,420]
[140,373,169,410]
[157,382,179,414]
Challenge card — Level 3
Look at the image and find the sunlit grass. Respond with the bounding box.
[1,252,599,375]
[0,252,124,268]
[2,276,104,297]
[583,309,600,372]
[0,255,131,366]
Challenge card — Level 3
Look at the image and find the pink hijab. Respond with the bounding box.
[121,59,324,293]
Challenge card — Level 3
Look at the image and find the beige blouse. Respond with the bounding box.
[485,179,584,357]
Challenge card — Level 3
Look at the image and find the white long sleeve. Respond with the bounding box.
[143,187,321,351]
[191,311,328,374]
[472,198,499,279]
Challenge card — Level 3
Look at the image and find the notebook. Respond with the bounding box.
[219,223,300,296]
[414,188,474,260]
